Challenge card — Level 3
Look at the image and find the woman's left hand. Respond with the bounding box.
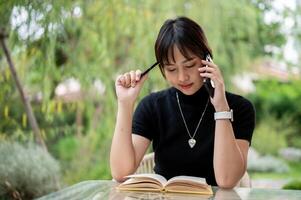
[198,60,230,111]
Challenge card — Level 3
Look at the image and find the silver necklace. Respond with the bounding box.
[176,92,209,148]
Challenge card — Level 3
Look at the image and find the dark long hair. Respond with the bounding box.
[155,16,212,77]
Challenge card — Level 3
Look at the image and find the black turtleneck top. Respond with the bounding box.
[132,86,255,186]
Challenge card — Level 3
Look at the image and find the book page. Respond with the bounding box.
[165,176,207,187]
[125,173,167,186]
[118,177,161,190]
[164,176,212,195]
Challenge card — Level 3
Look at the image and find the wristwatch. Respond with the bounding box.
[214,109,234,122]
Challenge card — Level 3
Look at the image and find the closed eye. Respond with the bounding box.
[185,64,196,68]
[166,68,176,72]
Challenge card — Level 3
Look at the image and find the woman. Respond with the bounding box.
[110,16,255,188]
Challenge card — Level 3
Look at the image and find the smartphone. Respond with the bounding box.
[203,54,215,98]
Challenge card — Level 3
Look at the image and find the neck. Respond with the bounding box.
[173,86,209,105]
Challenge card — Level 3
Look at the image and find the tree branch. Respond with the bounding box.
[0,28,47,151]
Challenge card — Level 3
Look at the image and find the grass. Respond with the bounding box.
[250,161,301,180]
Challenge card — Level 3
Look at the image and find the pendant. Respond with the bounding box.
[188,138,196,148]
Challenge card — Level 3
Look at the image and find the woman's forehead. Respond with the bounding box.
[165,45,196,63]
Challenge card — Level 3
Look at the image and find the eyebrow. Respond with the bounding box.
[182,57,196,63]
[164,57,196,66]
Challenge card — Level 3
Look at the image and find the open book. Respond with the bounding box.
[116,173,213,195]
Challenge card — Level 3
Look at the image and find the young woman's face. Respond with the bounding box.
[163,45,204,95]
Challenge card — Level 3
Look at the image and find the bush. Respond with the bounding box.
[52,136,79,162]
[0,141,61,199]
[282,180,301,190]
[248,155,289,173]
[252,117,288,155]
[279,147,301,161]
[248,79,301,148]
[248,79,301,121]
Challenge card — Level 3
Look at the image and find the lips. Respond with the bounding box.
[179,83,193,90]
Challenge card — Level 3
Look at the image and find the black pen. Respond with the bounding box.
[140,62,159,78]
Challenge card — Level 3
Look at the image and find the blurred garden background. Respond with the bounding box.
[1,0,301,199]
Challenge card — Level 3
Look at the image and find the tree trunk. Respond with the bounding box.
[0,29,47,151]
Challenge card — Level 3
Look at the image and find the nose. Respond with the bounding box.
[178,69,189,82]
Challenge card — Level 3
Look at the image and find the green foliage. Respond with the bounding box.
[52,136,79,162]
[282,180,301,190]
[252,116,289,155]
[249,79,301,120]
[248,79,301,148]
[251,161,301,180]
[0,0,292,187]
[0,141,61,199]
[59,135,112,184]
[289,136,301,149]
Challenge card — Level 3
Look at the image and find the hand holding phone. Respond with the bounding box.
[203,54,215,98]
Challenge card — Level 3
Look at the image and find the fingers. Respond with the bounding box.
[199,66,216,79]
[135,70,141,81]
[116,70,144,88]
[124,72,131,87]
[198,63,223,86]
[116,74,123,85]
[201,60,216,67]
[198,66,216,73]
[130,71,136,87]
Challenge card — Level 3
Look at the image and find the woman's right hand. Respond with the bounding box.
[115,70,147,104]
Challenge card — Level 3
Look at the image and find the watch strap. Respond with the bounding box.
[214,109,233,122]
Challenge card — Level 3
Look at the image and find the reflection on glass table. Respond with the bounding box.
[36,180,301,200]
